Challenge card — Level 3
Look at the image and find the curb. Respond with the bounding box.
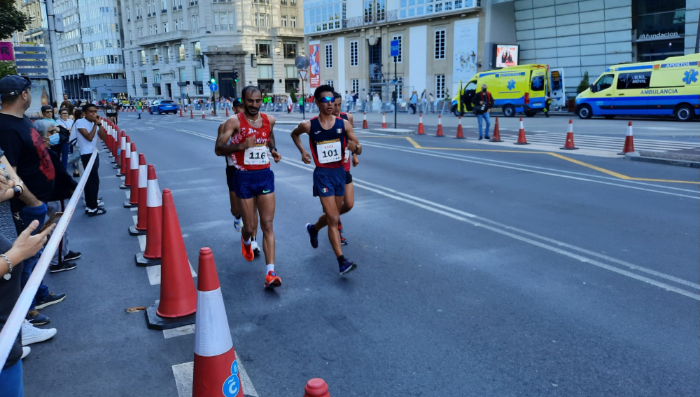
[625,151,700,169]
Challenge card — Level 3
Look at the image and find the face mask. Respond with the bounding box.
[48,133,60,146]
[482,88,487,92]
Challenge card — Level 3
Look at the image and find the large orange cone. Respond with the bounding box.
[455,116,465,139]
[304,379,330,397]
[115,133,125,171]
[125,144,139,207]
[129,154,148,236]
[136,165,162,266]
[435,114,444,137]
[190,108,194,119]
[145,188,197,330]
[192,248,243,397]
[362,112,368,129]
[561,119,578,150]
[120,142,134,189]
[179,107,183,117]
[514,117,529,145]
[381,112,387,129]
[490,117,503,142]
[618,121,635,155]
[118,136,130,177]
[225,107,229,117]
[202,109,206,119]
[417,114,425,135]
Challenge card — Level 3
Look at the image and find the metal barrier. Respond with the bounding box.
[0,148,98,371]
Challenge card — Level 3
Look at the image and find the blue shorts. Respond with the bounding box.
[226,166,236,192]
[313,167,346,197]
[233,169,274,199]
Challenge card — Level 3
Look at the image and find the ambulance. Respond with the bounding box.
[575,53,700,121]
[452,64,565,117]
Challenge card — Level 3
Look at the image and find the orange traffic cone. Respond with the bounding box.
[136,165,162,266]
[455,116,465,139]
[417,114,425,135]
[129,154,148,236]
[115,133,125,172]
[304,379,330,397]
[202,109,205,119]
[113,131,123,166]
[435,114,444,137]
[225,107,229,117]
[381,112,387,129]
[362,112,368,129]
[124,144,139,207]
[490,117,503,142]
[120,142,134,189]
[146,188,197,330]
[119,136,131,178]
[192,248,243,397]
[514,117,529,145]
[561,119,578,150]
[179,107,183,117]
[618,121,635,155]
[190,108,194,119]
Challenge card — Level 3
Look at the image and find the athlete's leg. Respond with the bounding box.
[229,191,241,217]
[340,182,354,214]
[255,193,276,265]
[319,195,344,257]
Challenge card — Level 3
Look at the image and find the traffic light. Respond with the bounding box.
[233,70,239,82]
[210,73,216,85]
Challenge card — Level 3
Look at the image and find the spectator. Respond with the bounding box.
[0,75,66,326]
[410,91,418,114]
[74,103,107,216]
[471,83,494,140]
[345,91,353,112]
[59,94,74,116]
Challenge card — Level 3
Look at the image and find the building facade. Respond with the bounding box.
[120,0,304,101]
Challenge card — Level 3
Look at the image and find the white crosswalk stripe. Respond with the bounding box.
[497,131,700,153]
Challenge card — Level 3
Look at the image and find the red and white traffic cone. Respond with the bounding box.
[514,117,529,145]
[145,188,197,330]
[455,116,465,139]
[225,107,229,117]
[202,109,206,119]
[417,114,425,135]
[618,121,635,155]
[129,154,148,236]
[304,378,330,397]
[192,248,243,397]
[120,142,133,189]
[114,132,125,170]
[118,135,130,176]
[362,112,368,129]
[435,114,444,137]
[381,112,387,129]
[561,119,578,150]
[179,107,183,117]
[190,108,194,119]
[136,165,162,266]
[490,117,503,142]
[125,146,140,208]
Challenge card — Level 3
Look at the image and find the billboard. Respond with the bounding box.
[452,19,479,94]
[0,42,14,61]
[495,44,519,68]
[309,44,320,88]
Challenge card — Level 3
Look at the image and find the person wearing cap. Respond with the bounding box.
[0,75,67,327]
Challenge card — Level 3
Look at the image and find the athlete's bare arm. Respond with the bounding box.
[347,113,354,128]
[214,117,255,156]
[266,115,282,163]
[290,121,312,164]
[343,120,361,155]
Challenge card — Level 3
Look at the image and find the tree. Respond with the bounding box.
[577,71,591,94]
[0,0,32,41]
[0,61,17,80]
[290,90,297,103]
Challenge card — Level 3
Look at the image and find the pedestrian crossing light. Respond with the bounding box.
[210,76,216,84]
[233,70,239,82]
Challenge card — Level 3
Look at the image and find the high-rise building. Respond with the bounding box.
[120,0,304,101]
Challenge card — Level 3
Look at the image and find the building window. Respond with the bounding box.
[326,80,334,87]
[163,46,170,62]
[285,65,297,78]
[376,0,386,21]
[350,41,358,66]
[153,47,159,62]
[283,42,297,58]
[214,11,233,31]
[161,0,167,11]
[325,44,333,68]
[434,29,446,60]
[179,44,185,61]
[163,22,168,32]
[196,85,203,95]
[258,64,273,79]
[141,71,148,83]
[281,15,288,27]
[179,68,186,81]
[154,69,161,82]
[290,16,296,28]
[143,87,149,95]
[352,79,359,93]
[436,74,445,99]
[256,40,272,58]
[193,41,201,58]
[392,35,402,63]
[139,50,146,65]
[396,76,403,100]
[194,66,203,81]
[191,14,199,30]
[364,0,373,24]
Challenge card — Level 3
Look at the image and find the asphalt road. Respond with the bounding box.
[23,111,700,396]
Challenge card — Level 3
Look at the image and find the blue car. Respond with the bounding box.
[149,100,179,115]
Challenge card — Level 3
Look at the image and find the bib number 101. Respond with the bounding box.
[319,141,342,164]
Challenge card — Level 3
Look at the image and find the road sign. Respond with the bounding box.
[298,69,308,81]
[210,83,218,92]
[295,55,310,70]
[390,40,400,57]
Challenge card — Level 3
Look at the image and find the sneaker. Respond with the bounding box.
[251,239,261,257]
[34,292,66,310]
[478,136,483,140]
[339,259,357,276]
[306,223,319,249]
[241,237,254,262]
[22,346,31,359]
[338,221,347,246]
[64,251,81,261]
[264,271,282,288]
[21,320,57,345]
[49,261,77,273]
[87,207,107,217]
[233,217,243,232]
[484,136,491,140]
[26,310,50,326]
[72,170,80,178]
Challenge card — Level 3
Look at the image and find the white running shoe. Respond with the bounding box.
[251,239,261,257]
[22,346,31,359]
[233,217,243,232]
[22,320,57,346]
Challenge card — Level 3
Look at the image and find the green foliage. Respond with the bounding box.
[577,71,591,94]
[444,88,450,101]
[0,61,17,80]
[290,91,297,103]
[0,0,32,41]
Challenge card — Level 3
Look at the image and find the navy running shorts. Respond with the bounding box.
[313,167,346,197]
[226,166,237,192]
[345,171,353,185]
[233,169,275,199]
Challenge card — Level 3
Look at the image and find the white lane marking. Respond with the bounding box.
[131,207,138,212]
[172,359,259,397]
[146,262,197,285]
[281,159,700,301]
[138,235,146,251]
[365,141,699,199]
[125,190,130,199]
[163,324,195,339]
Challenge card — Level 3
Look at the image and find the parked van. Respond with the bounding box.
[452,64,565,117]
[575,53,700,121]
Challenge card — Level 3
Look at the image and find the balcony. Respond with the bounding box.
[137,30,189,46]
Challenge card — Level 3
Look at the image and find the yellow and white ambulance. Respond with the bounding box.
[575,53,700,121]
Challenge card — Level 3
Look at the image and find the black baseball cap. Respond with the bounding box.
[232,98,243,106]
[0,75,34,96]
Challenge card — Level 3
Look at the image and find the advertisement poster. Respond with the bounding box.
[0,42,14,61]
[495,45,519,68]
[309,44,320,88]
[452,19,479,93]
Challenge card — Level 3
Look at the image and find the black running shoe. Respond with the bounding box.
[26,310,50,326]
[64,251,81,261]
[339,259,357,275]
[306,223,319,249]
[87,208,107,217]
[34,292,66,310]
[49,261,77,273]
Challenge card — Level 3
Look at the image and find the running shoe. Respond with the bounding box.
[64,250,81,261]
[264,271,282,288]
[26,310,50,326]
[34,292,66,309]
[251,239,261,257]
[233,217,243,232]
[339,259,357,276]
[241,237,254,262]
[49,261,77,273]
[22,320,57,345]
[306,223,318,249]
[338,221,347,245]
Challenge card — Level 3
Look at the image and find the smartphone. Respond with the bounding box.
[39,212,63,233]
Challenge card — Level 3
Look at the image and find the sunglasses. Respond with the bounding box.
[318,96,335,103]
